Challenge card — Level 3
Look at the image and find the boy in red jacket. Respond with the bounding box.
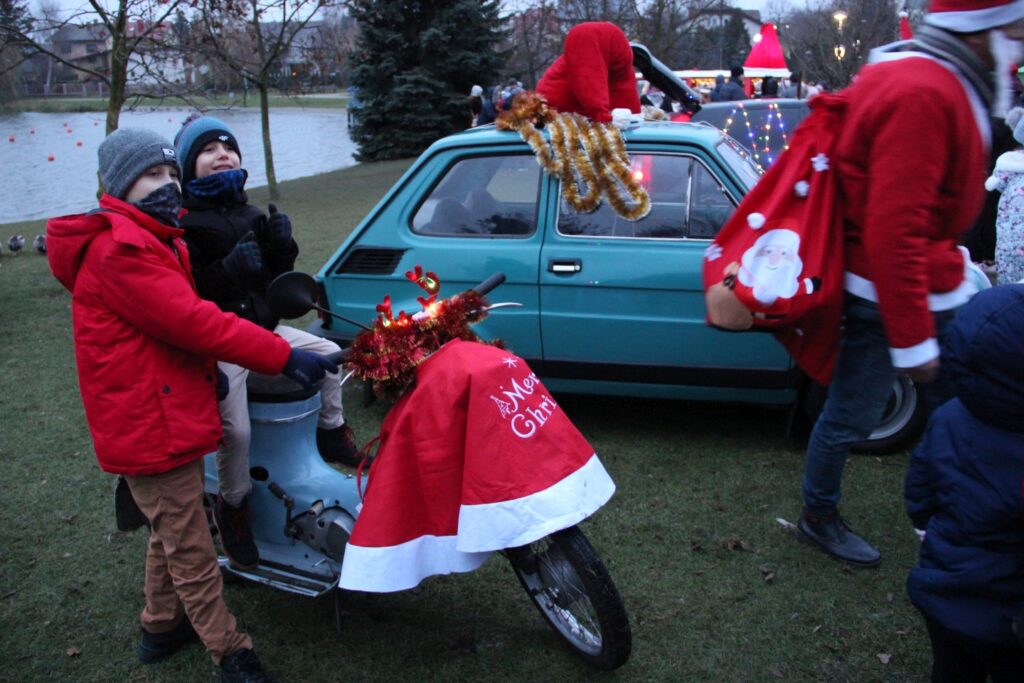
[46,128,335,683]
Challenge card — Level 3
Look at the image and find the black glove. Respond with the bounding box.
[216,368,229,401]
[222,232,263,278]
[282,348,338,389]
[267,204,292,250]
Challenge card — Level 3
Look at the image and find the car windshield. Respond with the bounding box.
[715,138,762,192]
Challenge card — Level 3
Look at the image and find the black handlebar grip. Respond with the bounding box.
[268,482,287,499]
[326,350,345,366]
[472,272,506,296]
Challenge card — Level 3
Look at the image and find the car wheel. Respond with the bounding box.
[800,376,927,455]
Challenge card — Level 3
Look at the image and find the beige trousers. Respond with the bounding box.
[217,324,344,505]
[125,458,252,664]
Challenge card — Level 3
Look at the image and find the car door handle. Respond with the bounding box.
[548,259,582,274]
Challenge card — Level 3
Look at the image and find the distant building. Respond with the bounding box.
[689,7,762,40]
[125,20,186,86]
[49,23,111,82]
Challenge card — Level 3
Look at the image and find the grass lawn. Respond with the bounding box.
[0,161,933,682]
[4,93,348,114]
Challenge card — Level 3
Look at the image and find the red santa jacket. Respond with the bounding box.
[47,196,292,476]
[835,56,986,367]
[536,22,641,123]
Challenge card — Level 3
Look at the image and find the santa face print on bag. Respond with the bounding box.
[737,228,804,305]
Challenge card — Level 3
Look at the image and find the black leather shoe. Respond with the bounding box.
[797,508,882,568]
[317,423,371,468]
[220,648,277,683]
[214,495,259,569]
[138,616,199,664]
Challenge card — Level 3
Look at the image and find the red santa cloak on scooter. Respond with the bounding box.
[339,340,616,592]
[536,21,641,123]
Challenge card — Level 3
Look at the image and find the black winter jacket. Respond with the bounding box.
[181,191,298,330]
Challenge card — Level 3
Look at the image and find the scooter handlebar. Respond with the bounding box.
[472,273,505,296]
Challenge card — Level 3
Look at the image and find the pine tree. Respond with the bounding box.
[348,0,506,162]
[721,14,751,70]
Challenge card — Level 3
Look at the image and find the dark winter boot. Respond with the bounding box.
[220,648,277,683]
[317,423,370,468]
[797,508,881,568]
[214,495,259,569]
[138,616,199,664]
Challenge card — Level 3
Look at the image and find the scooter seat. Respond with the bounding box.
[246,384,319,403]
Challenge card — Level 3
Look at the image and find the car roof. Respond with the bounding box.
[432,119,727,151]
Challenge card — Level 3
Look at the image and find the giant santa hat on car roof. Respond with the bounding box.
[535,21,641,123]
[923,0,1024,31]
[498,21,652,221]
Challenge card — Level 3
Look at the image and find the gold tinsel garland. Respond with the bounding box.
[497,92,651,221]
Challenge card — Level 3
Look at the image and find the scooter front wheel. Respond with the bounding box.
[505,525,631,670]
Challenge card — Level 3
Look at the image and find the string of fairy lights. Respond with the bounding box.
[719,102,792,167]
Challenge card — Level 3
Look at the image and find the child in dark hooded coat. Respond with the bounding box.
[905,284,1024,682]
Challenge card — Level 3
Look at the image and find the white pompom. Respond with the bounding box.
[899,10,908,18]
[747,212,766,229]
[794,180,810,197]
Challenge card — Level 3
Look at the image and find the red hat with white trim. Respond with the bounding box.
[924,0,1024,32]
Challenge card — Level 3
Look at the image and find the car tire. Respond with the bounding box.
[800,376,927,455]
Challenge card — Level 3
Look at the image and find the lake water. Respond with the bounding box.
[0,108,356,224]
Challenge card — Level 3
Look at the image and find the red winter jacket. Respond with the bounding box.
[536,22,641,123]
[47,196,292,476]
[835,56,987,368]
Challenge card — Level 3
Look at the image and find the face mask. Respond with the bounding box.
[989,29,1024,117]
[132,182,183,227]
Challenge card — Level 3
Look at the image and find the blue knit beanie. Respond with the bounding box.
[173,115,241,186]
[98,128,180,200]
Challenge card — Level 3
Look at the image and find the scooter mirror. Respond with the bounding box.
[267,271,319,320]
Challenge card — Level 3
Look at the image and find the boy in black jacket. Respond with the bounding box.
[175,115,362,569]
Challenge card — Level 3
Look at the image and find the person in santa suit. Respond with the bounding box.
[535,21,641,123]
[795,0,1024,568]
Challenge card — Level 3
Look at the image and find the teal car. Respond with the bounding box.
[311,121,925,452]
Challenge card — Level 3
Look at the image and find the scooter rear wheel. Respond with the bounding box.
[506,525,631,670]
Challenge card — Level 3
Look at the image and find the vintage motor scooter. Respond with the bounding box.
[201,271,632,671]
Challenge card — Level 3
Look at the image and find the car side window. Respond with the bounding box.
[556,154,734,240]
[411,155,540,237]
[687,160,736,239]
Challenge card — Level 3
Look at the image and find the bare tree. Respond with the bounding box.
[192,0,338,199]
[501,2,561,86]
[3,0,191,132]
[779,0,901,88]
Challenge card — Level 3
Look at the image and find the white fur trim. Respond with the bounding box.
[747,212,766,229]
[456,454,615,552]
[993,149,1024,173]
[890,337,940,368]
[924,1,1024,33]
[844,250,976,312]
[339,535,491,592]
[339,454,615,593]
[986,174,1001,191]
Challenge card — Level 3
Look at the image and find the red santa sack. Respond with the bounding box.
[702,93,848,383]
[339,339,616,593]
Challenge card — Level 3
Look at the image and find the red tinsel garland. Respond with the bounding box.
[345,288,504,400]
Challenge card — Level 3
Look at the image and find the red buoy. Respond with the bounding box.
[29,128,35,134]
[76,140,83,147]
[7,135,14,142]
[47,153,55,161]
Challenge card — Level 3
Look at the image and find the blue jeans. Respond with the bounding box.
[801,295,957,513]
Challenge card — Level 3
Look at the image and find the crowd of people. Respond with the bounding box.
[40,3,1024,682]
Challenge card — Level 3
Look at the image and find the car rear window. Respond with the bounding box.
[556,153,736,240]
[411,155,541,237]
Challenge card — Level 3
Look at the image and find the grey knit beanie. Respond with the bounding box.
[98,128,180,199]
